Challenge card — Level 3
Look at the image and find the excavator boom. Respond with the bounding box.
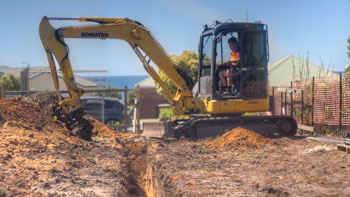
[39,16,204,116]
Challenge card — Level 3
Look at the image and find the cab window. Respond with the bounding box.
[200,35,213,77]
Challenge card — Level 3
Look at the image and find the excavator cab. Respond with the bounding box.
[198,21,269,101]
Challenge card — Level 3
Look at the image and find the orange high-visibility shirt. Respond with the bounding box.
[230,51,240,66]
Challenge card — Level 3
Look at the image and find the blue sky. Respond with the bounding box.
[0,0,349,76]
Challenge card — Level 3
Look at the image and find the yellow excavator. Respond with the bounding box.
[39,16,297,138]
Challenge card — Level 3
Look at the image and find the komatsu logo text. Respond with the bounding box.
[81,32,109,38]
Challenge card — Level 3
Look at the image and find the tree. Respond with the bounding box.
[156,50,208,97]
[0,73,20,91]
[127,91,136,105]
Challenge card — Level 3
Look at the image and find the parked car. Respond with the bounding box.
[80,96,126,128]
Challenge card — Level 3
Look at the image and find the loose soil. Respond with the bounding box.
[146,137,350,196]
[1,93,350,196]
[0,95,138,196]
[205,127,271,150]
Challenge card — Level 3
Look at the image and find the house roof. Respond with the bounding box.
[268,55,338,86]
[0,65,26,77]
[135,76,156,87]
[0,66,66,77]
[0,66,99,88]
[268,55,292,71]
[29,72,99,88]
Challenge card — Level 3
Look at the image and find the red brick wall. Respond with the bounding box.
[136,87,168,119]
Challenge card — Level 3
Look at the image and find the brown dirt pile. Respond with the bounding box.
[87,116,129,139]
[0,97,75,138]
[0,97,84,195]
[205,127,271,150]
[0,95,132,196]
[22,91,59,113]
[23,91,128,139]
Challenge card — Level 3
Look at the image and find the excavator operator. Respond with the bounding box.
[218,37,240,95]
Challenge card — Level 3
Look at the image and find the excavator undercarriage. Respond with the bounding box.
[142,115,297,139]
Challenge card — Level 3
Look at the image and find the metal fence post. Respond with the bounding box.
[20,68,29,91]
[339,72,342,133]
[102,96,105,125]
[285,90,287,115]
[133,98,137,133]
[272,86,275,115]
[135,85,140,132]
[281,92,283,115]
[123,86,128,132]
[301,90,304,124]
[312,77,315,126]
[291,90,293,117]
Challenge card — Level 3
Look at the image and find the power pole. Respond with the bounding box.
[21,61,29,68]
[245,9,249,22]
[20,61,30,91]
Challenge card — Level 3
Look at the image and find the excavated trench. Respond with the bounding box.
[120,140,167,197]
[121,142,148,196]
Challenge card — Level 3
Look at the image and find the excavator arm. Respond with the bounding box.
[39,16,204,115]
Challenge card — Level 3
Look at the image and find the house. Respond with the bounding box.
[0,66,100,91]
[268,55,338,86]
[0,65,25,77]
[29,72,100,91]
[135,77,168,119]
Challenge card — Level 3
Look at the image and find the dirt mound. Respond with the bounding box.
[0,97,71,134]
[23,92,127,139]
[0,97,83,195]
[0,96,131,196]
[22,91,58,110]
[205,127,271,150]
[23,92,94,140]
[0,94,127,146]
[87,116,129,138]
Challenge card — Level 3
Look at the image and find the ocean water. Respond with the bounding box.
[83,75,148,100]
[84,75,148,89]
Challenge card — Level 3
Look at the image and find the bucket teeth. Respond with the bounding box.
[53,105,92,141]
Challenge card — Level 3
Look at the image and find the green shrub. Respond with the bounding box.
[0,73,20,91]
